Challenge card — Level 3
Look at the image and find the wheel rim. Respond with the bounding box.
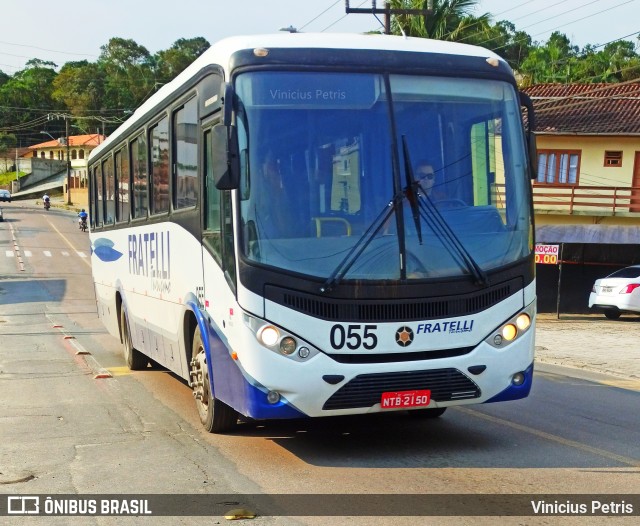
[191,343,211,418]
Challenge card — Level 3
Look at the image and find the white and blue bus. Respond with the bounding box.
[89,33,537,433]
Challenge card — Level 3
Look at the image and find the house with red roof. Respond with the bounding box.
[22,134,106,204]
[524,82,640,220]
[522,82,640,313]
[28,134,106,184]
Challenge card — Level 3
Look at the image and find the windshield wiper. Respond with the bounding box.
[320,189,405,293]
[402,137,423,244]
[401,137,488,286]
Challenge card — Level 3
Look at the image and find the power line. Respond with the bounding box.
[298,0,342,31]
[321,0,373,32]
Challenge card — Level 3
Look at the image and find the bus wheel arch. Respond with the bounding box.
[189,321,238,433]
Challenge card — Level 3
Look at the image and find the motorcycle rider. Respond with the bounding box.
[78,209,88,230]
[43,193,50,209]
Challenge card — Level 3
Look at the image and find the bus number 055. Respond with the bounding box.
[330,324,378,350]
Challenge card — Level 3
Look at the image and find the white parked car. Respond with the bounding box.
[589,265,640,319]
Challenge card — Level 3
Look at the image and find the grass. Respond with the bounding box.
[0,171,25,186]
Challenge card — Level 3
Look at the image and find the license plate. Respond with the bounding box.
[601,286,613,293]
[381,389,431,409]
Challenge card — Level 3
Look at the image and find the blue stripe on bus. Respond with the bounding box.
[483,363,534,404]
[189,302,307,420]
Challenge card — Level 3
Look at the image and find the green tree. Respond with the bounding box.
[390,0,491,42]
[476,20,532,70]
[518,32,579,85]
[52,60,106,116]
[0,59,58,144]
[98,38,155,110]
[154,37,210,84]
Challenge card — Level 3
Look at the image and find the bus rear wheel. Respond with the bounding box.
[120,308,147,370]
[190,325,238,433]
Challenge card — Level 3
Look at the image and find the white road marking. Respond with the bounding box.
[44,251,52,257]
[76,251,87,258]
[5,250,13,257]
[23,250,32,257]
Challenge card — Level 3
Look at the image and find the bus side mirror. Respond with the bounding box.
[211,123,239,189]
[519,91,537,180]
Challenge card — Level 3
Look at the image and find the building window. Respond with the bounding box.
[40,152,45,158]
[604,151,622,167]
[49,151,54,159]
[79,150,85,159]
[536,150,580,185]
[71,149,77,160]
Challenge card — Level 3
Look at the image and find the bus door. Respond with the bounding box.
[201,126,238,354]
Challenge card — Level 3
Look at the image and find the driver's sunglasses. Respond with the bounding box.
[417,170,435,180]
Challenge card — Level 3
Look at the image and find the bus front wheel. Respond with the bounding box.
[120,308,147,370]
[190,325,238,433]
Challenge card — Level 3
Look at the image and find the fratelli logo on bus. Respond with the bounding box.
[395,320,474,346]
[127,231,172,293]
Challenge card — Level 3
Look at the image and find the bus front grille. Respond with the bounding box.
[265,277,520,322]
[322,368,481,410]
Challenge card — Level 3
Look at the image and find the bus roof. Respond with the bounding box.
[91,33,506,160]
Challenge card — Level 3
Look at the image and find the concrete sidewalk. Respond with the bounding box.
[534,312,640,383]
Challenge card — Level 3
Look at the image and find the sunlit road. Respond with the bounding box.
[1,200,639,525]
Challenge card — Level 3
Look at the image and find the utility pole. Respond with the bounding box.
[65,116,71,205]
[345,1,433,35]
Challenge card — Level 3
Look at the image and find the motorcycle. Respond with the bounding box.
[44,200,50,210]
[79,216,88,232]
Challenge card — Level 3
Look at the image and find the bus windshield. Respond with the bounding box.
[236,71,531,281]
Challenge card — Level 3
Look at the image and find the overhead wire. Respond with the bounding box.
[298,0,343,31]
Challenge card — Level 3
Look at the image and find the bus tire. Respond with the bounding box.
[191,325,238,433]
[407,407,447,419]
[120,308,147,370]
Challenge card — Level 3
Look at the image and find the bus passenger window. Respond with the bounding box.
[95,164,104,227]
[151,117,169,214]
[103,156,115,225]
[115,148,130,223]
[174,98,198,209]
[131,136,148,218]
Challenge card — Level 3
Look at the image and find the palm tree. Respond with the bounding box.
[389,0,491,43]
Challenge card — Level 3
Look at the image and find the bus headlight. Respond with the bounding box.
[516,313,531,331]
[242,313,320,362]
[258,325,279,347]
[502,324,517,341]
[486,302,535,349]
[280,337,297,355]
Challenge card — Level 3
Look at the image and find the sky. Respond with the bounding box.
[1,0,639,75]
